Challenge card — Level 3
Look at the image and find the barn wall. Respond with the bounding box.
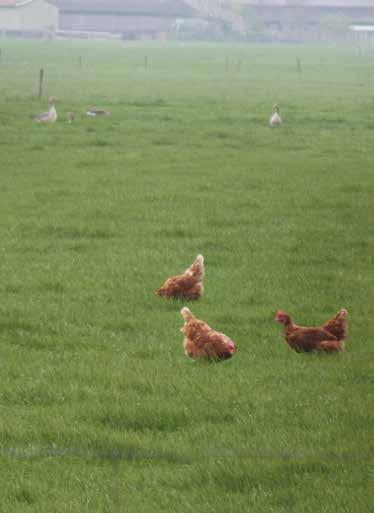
[244,5,374,40]
[55,0,197,17]
[0,9,22,31]
[246,5,374,23]
[20,0,58,31]
[0,0,58,32]
[59,13,174,34]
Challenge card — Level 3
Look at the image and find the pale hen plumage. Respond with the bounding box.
[156,255,204,300]
[180,307,237,361]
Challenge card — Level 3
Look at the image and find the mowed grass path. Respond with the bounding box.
[0,40,373,512]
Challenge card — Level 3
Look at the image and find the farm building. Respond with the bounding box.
[234,0,374,41]
[52,0,374,41]
[0,0,58,37]
[52,0,220,40]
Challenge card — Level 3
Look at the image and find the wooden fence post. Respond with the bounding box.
[38,67,44,98]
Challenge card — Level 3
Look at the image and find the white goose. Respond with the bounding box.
[269,104,282,127]
[34,96,57,123]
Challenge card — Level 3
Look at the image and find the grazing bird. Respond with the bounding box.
[156,255,204,300]
[274,309,346,353]
[269,104,282,127]
[180,307,237,361]
[86,107,111,117]
[67,112,76,124]
[34,96,57,123]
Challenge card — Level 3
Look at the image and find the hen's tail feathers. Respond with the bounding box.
[186,254,204,278]
[195,254,204,267]
[327,308,348,322]
[337,308,348,319]
[181,307,195,322]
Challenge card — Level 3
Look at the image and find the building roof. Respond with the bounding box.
[0,0,33,6]
[52,0,198,17]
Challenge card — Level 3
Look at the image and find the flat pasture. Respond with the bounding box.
[0,40,373,512]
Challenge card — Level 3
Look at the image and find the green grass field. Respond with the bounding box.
[0,39,373,512]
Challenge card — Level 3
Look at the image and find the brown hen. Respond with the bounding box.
[275,309,345,353]
[156,255,204,300]
[180,307,237,361]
